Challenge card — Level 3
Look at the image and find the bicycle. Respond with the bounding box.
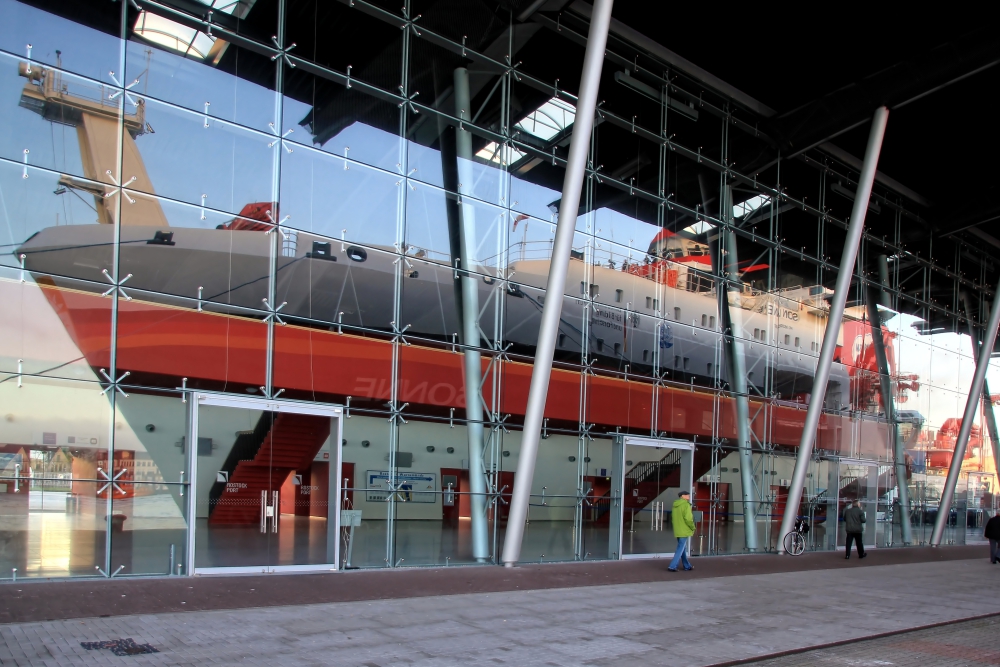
[782,518,809,556]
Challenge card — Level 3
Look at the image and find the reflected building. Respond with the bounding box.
[0,0,997,579]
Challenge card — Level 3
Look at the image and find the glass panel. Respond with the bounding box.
[129,95,274,216]
[119,193,273,309]
[275,239,397,335]
[125,28,276,134]
[0,266,115,385]
[0,377,112,579]
[0,0,122,81]
[116,286,268,394]
[580,436,613,561]
[620,442,692,558]
[111,483,187,576]
[279,145,401,248]
[393,420,496,567]
[194,404,272,569]
[339,414,390,568]
[271,410,336,568]
[405,181,505,272]
[496,431,581,564]
[1,52,121,193]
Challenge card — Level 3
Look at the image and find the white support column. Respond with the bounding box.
[453,67,490,562]
[501,0,614,567]
[724,229,759,552]
[777,106,889,552]
[931,275,1000,545]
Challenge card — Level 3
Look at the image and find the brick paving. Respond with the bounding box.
[737,616,1000,666]
[0,557,996,666]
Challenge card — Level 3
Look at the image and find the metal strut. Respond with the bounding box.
[778,106,889,552]
[501,0,615,567]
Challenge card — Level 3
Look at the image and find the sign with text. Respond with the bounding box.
[365,470,437,503]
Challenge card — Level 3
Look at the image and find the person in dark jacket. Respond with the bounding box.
[985,510,1000,564]
[843,500,867,560]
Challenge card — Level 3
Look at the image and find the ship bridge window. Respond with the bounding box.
[615,289,623,303]
[795,336,800,347]
[596,338,605,352]
[645,296,652,309]
[784,334,791,345]
[701,314,707,327]
[559,334,566,347]
[674,307,681,320]
[709,316,716,328]
[590,284,599,298]
[614,343,621,356]
[643,350,649,362]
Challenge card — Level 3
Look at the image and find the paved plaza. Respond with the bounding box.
[743,615,1000,667]
[0,553,998,666]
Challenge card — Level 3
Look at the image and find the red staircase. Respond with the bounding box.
[209,412,331,525]
[590,446,713,525]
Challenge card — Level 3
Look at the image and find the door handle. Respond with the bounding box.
[272,490,279,533]
[260,490,267,534]
[14,464,20,493]
[261,490,279,533]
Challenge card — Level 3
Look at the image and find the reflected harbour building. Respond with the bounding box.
[1,0,998,578]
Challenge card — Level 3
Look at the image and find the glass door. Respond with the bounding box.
[829,459,878,550]
[189,394,342,574]
[618,437,693,559]
[966,472,995,543]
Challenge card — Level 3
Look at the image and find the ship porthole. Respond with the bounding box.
[346,246,368,262]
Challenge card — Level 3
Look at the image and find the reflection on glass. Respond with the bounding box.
[195,403,337,570]
[621,442,692,558]
[125,30,276,133]
[0,378,113,578]
[111,483,187,576]
[280,145,400,246]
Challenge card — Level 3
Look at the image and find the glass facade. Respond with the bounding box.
[1,0,997,579]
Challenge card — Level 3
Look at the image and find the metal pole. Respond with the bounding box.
[501,0,614,566]
[453,67,490,562]
[865,284,912,544]
[931,278,1000,544]
[962,294,1000,479]
[777,106,889,552]
[702,177,758,552]
[723,226,759,552]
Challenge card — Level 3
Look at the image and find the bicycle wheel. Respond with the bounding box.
[783,531,805,556]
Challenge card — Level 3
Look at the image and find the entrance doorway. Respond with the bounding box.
[188,394,343,574]
[826,458,878,551]
[616,437,693,559]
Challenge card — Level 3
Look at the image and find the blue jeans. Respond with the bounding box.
[668,536,692,570]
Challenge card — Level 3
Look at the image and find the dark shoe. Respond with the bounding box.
[844,556,850,560]
[859,553,867,559]
[667,568,677,572]
[684,567,693,571]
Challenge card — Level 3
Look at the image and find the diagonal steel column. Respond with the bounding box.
[961,294,1000,479]
[453,67,490,562]
[865,283,912,544]
[931,279,1000,544]
[778,106,889,552]
[501,0,614,567]
[701,177,758,552]
[721,226,759,552]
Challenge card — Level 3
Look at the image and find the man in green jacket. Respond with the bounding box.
[667,490,696,572]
